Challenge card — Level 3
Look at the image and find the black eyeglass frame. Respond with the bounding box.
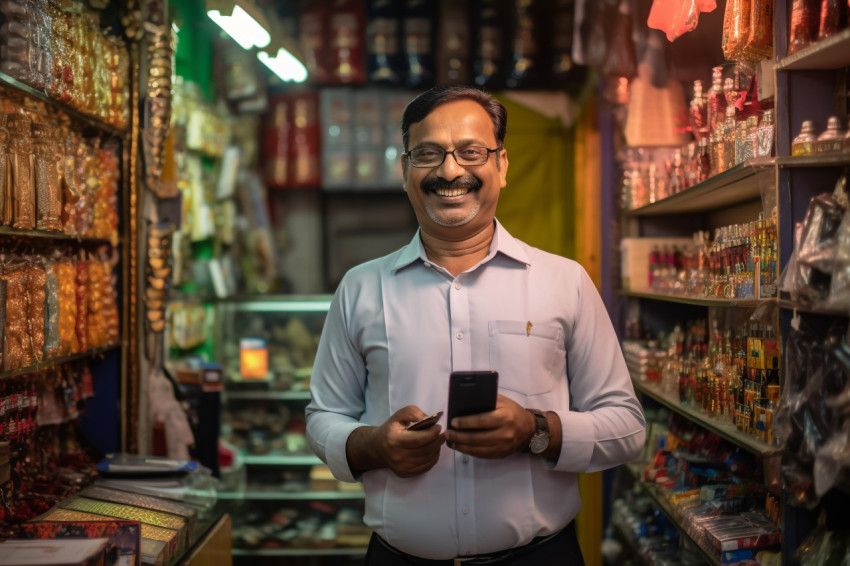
[403,145,500,168]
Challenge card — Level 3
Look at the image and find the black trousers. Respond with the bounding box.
[364,521,585,566]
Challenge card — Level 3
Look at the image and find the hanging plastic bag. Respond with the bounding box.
[602,0,637,79]
[647,0,717,42]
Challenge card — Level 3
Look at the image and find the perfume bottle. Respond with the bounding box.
[697,137,711,183]
[707,66,727,134]
[690,80,709,140]
[791,120,817,156]
[723,106,737,170]
[743,116,759,162]
[789,0,819,54]
[756,109,775,157]
[815,116,845,153]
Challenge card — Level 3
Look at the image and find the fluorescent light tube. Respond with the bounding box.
[207,4,270,50]
[257,48,308,83]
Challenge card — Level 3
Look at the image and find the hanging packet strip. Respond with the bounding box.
[647,0,717,42]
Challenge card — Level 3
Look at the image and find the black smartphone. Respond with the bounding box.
[406,411,443,431]
[447,370,499,429]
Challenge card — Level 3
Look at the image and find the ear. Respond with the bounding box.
[498,148,509,188]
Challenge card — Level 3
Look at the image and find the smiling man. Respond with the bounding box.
[305,85,646,565]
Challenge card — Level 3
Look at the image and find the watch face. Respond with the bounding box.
[530,432,550,455]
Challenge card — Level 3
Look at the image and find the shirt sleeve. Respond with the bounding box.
[305,282,369,483]
[550,267,646,473]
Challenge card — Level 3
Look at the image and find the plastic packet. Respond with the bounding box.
[647,0,717,42]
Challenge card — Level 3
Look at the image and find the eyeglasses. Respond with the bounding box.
[404,145,499,168]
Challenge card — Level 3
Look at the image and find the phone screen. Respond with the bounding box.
[447,370,498,429]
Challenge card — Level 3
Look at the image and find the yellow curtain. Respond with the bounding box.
[495,94,604,566]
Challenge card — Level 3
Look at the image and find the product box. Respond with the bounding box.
[620,237,691,292]
[0,537,113,566]
[20,519,140,566]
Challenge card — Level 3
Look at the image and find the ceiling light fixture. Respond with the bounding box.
[257,47,308,83]
[206,0,270,50]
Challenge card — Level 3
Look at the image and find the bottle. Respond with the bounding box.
[689,79,709,140]
[723,106,737,170]
[756,109,775,157]
[791,120,817,156]
[789,0,819,54]
[707,66,727,134]
[815,115,845,153]
[697,137,711,183]
[744,115,759,162]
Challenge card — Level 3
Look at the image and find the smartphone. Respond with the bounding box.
[406,411,443,431]
[447,370,499,429]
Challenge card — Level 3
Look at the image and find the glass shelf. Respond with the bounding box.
[224,390,311,401]
[241,454,323,466]
[232,547,368,557]
[218,490,364,501]
[625,159,774,216]
[0,345,120,381]
[0,71,127,137]
[631,379,779,457]
[777,28,850,70]
[619,290,772,309]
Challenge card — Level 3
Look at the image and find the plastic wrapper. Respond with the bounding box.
[8,112,35,230]
[647,0,717,42]
[722,0,751,60]
[789,0,819,54]
[794,525,850,565]
[742,0,774,59]
[602,0,637,80]
[44,255,60,359]
[75,256,88,352]
[32,121,63,232]
[52,255,79,355]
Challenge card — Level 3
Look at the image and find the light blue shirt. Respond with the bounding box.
[305,219,645,559]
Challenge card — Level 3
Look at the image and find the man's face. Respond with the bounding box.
[401,99,508,239]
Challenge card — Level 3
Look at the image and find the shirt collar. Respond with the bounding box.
[390,219,531,273]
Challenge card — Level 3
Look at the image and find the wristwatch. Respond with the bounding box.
[525,409,551,455]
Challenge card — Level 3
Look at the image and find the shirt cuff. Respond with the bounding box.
[549,409,595,472]
[325,422,369,483]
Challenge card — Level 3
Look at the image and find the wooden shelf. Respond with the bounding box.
[625,159,774,216]
[632,379,779,457]
[0,226,116,245]
[0,345,120,381]
[777,28,850,70]
[619,291,773,309]
[0,71,127,137]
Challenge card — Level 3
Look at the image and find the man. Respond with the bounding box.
[305,85,645,564]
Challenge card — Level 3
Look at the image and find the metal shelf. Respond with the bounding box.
[777,28,850,70]
[625,159,774,216]
[632,379,779,457]
[619,291,772,308]
[225,390,311,401]
[0,71,127,137]
[218,490,365,501]
[0,345,120,381]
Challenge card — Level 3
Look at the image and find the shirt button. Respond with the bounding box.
[454,282,461,290]
[462,456,469,463]
[462,507,469,515]
[456,332,463,340]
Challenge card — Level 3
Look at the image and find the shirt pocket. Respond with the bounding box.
[488,320,566,397]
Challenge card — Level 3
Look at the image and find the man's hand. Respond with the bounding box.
[444,394,535,459]
[346,405,446,478]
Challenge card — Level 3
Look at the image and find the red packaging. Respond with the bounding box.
[328,0,366,84]
[288,92,322,188]
[262,95,291,189]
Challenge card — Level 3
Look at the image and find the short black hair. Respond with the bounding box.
[400,85,507,152]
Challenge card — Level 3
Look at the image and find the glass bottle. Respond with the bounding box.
[723,106,737,170]
[735,119,749,165]
[690,79,710,140]
[789,0,819,54]
[815,115,845,153]
[669,149,687,195]
[707,66,727,134]
[756,109,775,157]
[791,120,817,156]
[743,115,759,162]
[697,137,711,183]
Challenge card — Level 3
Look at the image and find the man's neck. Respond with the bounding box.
[420,223,495,277]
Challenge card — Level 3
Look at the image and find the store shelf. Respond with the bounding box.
[0,226,117,245]
[0,71,127,137]
[224,390,312,401]
[777,28,850,70]
[779,298,850,317]
[625,159,774,216]
[232,547,368,557]
[776,154,850,168]
[242,454,324,466]
[211,295,332,311]
[0,345,120,381]
[631,379,779,456]
[218,490,365,501]
[619,291,771,308]
[631,478,721,566]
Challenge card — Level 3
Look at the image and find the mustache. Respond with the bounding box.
[421,176,483,192]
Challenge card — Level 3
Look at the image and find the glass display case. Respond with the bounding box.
[213,296,370,562]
